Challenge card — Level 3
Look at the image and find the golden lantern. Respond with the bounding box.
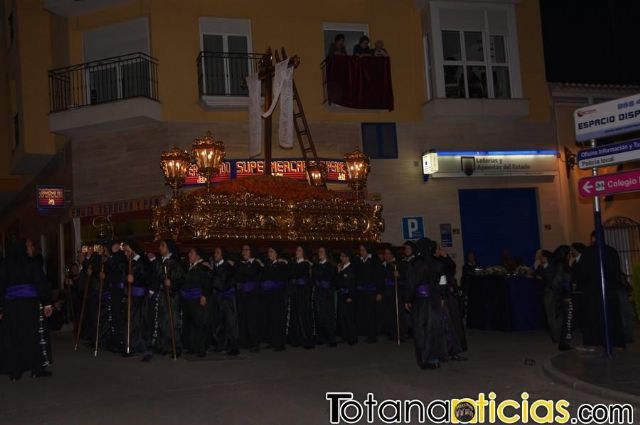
[160,145,190,198]
[192,131,225,192]
[344,148,370,193]
[306,161,326,187]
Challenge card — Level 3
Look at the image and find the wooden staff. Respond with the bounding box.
[74,264,92,351]
[164,264,177,360]
[126,258,133,355]
[393,263,401,346]
[94,263,105,357]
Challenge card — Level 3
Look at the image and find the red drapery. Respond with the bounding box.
[325,55,394,111]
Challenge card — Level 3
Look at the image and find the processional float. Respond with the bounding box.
[151,47,384,243]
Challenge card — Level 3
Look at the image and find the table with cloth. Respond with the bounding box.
[466,275,544,331]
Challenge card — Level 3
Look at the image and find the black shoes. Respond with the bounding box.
[226,348,240,356]
[558,343,574,351]
[421,362,440,370]
[141,354,153,362]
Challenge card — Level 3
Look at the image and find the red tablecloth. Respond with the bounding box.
[325,55,394,111]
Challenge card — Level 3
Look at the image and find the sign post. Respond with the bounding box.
[574,94,640,359]
[588,139,613,359]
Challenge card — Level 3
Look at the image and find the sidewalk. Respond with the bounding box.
[543,338,640,407]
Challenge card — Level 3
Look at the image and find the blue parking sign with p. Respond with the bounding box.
[402,216,425,240]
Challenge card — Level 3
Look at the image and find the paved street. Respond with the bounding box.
[1,329,634,425]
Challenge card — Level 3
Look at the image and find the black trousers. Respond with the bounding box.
[237,291,260,349]
[314,286,336,345]
[356,291,380,342]
[288,283,315,348]
[215,296,239,352]
[263,290,286,349]
[182,299,209,355]
[337,293,357,344]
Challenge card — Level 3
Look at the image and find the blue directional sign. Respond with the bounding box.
[402,216,425,240]
[577,138,640,169]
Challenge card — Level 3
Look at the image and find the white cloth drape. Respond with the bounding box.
[246,72,262,157]
[262,60,294,149]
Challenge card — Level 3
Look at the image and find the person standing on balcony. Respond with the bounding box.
[373,40,389,57]
[329,34,347,56]
[353,36,374,56]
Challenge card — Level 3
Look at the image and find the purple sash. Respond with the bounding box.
[293,277,309,286]
[4,284,38,300]
[357,283,377,292]
[315,280,332,289]
[130,286,148,297]
[261,280,285,291]
[218,287,236,300]
[385,278,405,287]
[180,287,202,301]
[238,281,258,293]
[416,284,430,298]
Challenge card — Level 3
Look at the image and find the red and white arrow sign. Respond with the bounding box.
[579,169,640,198]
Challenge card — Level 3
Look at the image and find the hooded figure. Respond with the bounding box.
[405,238,449,369]
[0,239,53,380]
[122,240,151,356]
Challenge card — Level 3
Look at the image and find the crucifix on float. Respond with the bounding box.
[254,47,326,187]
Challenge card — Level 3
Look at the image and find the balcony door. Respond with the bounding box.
[201,33,250,96]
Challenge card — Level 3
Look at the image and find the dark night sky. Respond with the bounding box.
[540,0,640,85]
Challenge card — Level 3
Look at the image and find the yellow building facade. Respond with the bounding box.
[3,0,606,279]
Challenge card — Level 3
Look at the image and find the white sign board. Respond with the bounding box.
[429,151,558,178]
[574,93,640,142]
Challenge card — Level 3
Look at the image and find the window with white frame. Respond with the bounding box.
[429,3,521,100]
[199,17,253,97]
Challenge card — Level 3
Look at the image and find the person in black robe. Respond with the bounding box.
[355,244,384,343]
[405,238,447,369]
[261,246,289,351]
[576,232,626,349]
[434,245,467,353]
[313,246,337,347]
[155,239,185,358]
[122,241,151,356]
[0,239,53,381]
[288,246,315,349]
[212,247,239,356]
[335,250,357,345]
[234,244,262,352]
[78,248,101,345]
[382,247,407,342]
[181,247,212,357]
[102,242,127,353]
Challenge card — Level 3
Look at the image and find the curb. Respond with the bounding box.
[542,357,640,408]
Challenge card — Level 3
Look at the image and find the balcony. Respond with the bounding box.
[43,0,131,17]
[321,55,395,111]
[197,51,264,110]
[48,53,162,137]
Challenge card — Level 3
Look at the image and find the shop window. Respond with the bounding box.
[361,123,397,159]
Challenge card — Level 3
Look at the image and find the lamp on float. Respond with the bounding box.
[306,161,326,187]
[344,148,370,199]
[160,145,190,198]
[192,131,225,192]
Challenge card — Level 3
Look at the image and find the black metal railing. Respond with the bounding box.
[48,52,159,113]
[197,51,263,97]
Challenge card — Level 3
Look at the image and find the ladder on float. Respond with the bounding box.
[274,47,325,188]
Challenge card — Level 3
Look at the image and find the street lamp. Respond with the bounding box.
[192,131,225,192]
[344,148,370,197]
